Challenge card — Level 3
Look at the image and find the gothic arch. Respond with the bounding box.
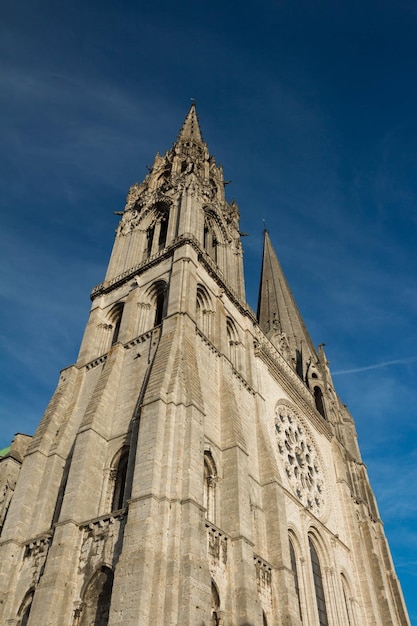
[94,302,125,357]
[196,284,214,340]
[143,200,172,259]
[204,450,218,524]
[288,530,303,622]
[110,446,129,512]
[308,531,330,626]
[77,566,114,626]
[313,385,327,419]
[203,209,226,264]
[109,302,125,345]
[136,280,168,332]
[16,589,34,626]
[211,579,221,626]
[340,572,354,626]
[226,316,240,370]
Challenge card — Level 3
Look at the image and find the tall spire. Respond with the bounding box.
[257,229,317,369]
[176,101,204,145]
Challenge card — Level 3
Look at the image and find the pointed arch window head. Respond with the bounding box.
[211,579,221,626]
[289,538,303,621]
[111,447,129,512]
[204,451,217,524]
[144,201,171,259]
[109,303,124,345]
[226,317,240,370]
[313,386,326,419]
[151,281,167,326]
[17,590,34,626]
[309,537,329,626]
[196,284,214,340]
[341,574,352,626]
[203,212,222,263]
[78,566,114,626]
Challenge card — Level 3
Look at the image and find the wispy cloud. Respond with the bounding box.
[333,356,417,375]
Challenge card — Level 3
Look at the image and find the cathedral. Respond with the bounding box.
[0,104,410,626]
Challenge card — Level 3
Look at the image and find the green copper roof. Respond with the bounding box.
[0,445,11,458]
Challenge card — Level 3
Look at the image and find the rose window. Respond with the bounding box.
[275,405,325,515]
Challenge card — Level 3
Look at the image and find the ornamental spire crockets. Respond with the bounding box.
[257,229,318,377]
[175,101,204,146]
[104,103,245,299]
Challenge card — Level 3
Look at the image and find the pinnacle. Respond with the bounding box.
[257,230,316,358]
[176,101,204,145]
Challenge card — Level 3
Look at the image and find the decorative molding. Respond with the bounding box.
[206,522,228,566]
[254,554,272,604]
[254,334,333,441]
[274,402,328,518]
[85,355,108,371]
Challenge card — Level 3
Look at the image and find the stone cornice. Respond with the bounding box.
[90,234,255,323]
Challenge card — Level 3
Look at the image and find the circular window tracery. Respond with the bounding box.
[275,404,325,516]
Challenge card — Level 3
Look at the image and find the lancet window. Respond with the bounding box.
[341,575,352,626]
[135,280,167,335]
[226,317,240,370]
[196,284,214,340]
[211,580,221,626]
[204,451,217,524]
[77,566,114,626]
[313,386,326,419]
[144,201,171,259]
[111,447,129,511]
[309,537,329,626]
[17,590,34,626]
[152,281,167,326]
[203,212,221,263]
[110,303,124,345]
[289,538,303,621]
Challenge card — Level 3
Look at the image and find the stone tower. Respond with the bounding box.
[0,105,410,626]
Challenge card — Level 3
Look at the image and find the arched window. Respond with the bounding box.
[79,566,114,626]
[111,448,129,511]
[196,284,214,340]
[154,288,166,326]
[17,590,34,626]
[110,303,124,345]
[226,317,240,369]
[289,538,303,621]
[313,387,326,419]
[146,224,155,258]
[204,451,217,524]
[144,202,171,259]
[309,537,329,626]
[341,574,352,626]
[211,579,220,626]
[158,214,168,251]
[203,212,220,263]
[138,280,167,333]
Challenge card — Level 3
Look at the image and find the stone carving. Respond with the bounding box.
[254,556,272,607]
[24,534,52,584]
[78,513,124,577]
[206,524,228,567]
[124,182,143,210]
[275,404,325,516]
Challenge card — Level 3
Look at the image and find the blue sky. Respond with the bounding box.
[1,0,416,621]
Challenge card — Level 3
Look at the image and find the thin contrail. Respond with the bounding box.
[333,356,417,375]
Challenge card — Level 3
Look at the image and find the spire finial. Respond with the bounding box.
[176,101,204,145]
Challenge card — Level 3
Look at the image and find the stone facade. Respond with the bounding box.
[0,104,410,625]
